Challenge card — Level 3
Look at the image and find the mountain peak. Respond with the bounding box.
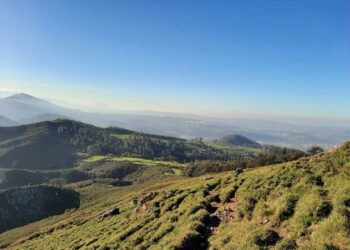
[9,93,41,100]
[0,93,68,121]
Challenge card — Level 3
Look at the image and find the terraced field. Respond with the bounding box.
[1,142,349,249]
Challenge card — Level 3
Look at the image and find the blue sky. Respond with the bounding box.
[0,0,349,119]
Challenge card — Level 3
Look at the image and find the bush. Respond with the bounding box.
[253,229,280,247]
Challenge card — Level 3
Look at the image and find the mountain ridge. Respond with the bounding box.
[0,93,349,149]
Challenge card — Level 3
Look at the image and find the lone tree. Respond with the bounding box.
[307,146,324,155]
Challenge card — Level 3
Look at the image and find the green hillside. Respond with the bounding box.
[0,120,239,170]
[1,142,349,249]
[0,157,184,190]
[0,120,305,190]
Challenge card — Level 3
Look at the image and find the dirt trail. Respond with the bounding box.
[215,197,238,223]
[193,179,246,249]
[198,194,222,249]
[200,190,241,249]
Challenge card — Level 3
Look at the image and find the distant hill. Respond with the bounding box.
[0,115,16,127]
[213,134,262,148]
[0,93,68,121]
[0,119,234,170]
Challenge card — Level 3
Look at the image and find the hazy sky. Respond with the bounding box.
[0,0,349,119]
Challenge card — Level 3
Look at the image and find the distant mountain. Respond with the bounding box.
[0,93,70,121]
[0,93,122,127]
[213,135,262,148]
[0,93,349,149]
[0,115,16,127]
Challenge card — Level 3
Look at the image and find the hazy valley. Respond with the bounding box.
[0,93,348,150]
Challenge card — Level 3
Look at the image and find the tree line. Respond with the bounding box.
[183,145,311,176]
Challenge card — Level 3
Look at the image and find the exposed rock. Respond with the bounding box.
[235,168,243,174]
[261,218,269,224]
[140,192,158,203]
[203,176,213,181]
[98,207,120,220]
[208,193,221,203]
[130,198,139,206]
[132,192,158,213]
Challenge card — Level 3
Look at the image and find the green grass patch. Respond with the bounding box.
[85,156,183,167]
[110,133,132,139]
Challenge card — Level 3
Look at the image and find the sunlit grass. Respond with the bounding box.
[85,155,183,167]
[2,142,350,250]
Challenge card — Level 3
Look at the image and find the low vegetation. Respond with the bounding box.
[0,157,184,190]
[0,141,348,249]
[184,145,307,176]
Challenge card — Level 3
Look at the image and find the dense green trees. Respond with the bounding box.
[55,120,233,162]
[183,145,307,176]
[55,121,308,171]
[307,146,324,155]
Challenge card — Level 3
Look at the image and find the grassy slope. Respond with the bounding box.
[83,156,184,179]
[79,157,184,185]
[0,121,78,169]
[0,157,184,190]
[1,142,349,250]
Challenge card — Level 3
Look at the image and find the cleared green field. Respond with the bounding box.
[85,155,183,167]
[171,168,182,176]
[164,167,183,176]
